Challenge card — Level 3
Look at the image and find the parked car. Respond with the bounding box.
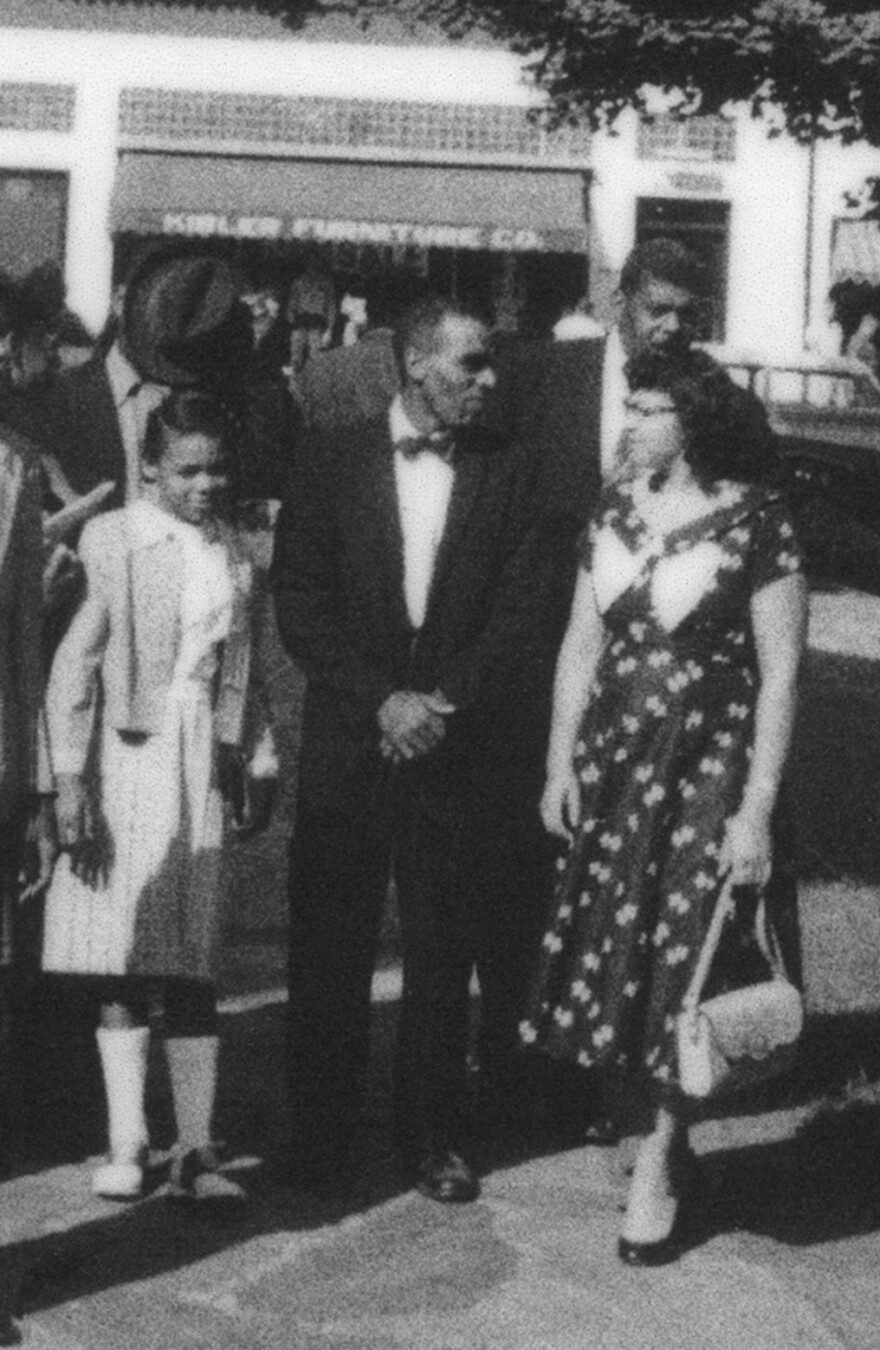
[704,346,880,595]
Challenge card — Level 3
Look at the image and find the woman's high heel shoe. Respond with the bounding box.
[617,1200,684,1267]
[618,1136,700,1266]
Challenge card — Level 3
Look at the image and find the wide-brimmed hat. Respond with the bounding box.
[121,246,252,387]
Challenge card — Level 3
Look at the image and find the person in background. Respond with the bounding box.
[51,247,251,513]
[272,293,550,1203]
[0,276,98,664]
[0,325,57,1165]
[286,249,337,359]
[240,261,289,370]
[1,266,64,444]
[828,278,876,358]
[843,294,880,380]
[521,348,806,1265]
[0,367,55,912]
[42,389,277,1204]
[237,260,301,506]
[338,278,369,347]
[295,271,426,429]
[598,238,705,482]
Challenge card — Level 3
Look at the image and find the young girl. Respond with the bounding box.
[42,389,278,1203]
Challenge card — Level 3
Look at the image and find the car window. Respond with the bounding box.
[762,368,880,410]
[718,359,880,412]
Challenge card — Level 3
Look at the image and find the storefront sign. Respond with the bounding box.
[666,170,725,195]
[159,211,581,253]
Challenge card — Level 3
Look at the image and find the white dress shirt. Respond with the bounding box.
[390,396,455,631]
[600,326,629,481]
[104,342,168,502]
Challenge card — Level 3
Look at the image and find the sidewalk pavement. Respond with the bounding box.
[3,588,880,1349]
[4,989,880,1350]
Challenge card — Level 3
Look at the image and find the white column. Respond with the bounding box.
[64,75,120,335]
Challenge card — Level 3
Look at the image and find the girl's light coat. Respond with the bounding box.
[48,502,275,777]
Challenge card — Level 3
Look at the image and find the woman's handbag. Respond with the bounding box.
[676,876,804,1099]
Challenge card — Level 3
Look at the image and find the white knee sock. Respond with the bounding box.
[95,1026,150,1163]
[165,1035,219,1153]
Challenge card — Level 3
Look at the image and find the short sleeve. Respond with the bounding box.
[748,494,804,593]
[577,484,625,572]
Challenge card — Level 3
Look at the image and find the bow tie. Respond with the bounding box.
[396,432,456,463]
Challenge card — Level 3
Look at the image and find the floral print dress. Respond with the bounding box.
[520,480,803,1087]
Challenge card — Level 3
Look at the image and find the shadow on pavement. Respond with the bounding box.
[0,999,414,1325]
[682,1009,880,1129]
[6,993,880,1322]
[698,1097,880,1248]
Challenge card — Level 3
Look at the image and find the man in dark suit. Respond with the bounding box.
[272,294,562,1203]
[52,248,252,508]
[51,291,167,511]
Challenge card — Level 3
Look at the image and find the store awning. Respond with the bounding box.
[111,152,589,254]
[832,218,880,282]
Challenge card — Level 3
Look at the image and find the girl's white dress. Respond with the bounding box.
[43,502,239,982]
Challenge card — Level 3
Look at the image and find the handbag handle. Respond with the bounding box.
[680,876,790,1017]
[681,875,736,1017]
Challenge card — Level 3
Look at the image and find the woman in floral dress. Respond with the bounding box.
[520,349,807,1264]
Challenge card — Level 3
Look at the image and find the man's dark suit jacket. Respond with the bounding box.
[277,337,605,821]
[272,415,558,820]
[52,357,127,510]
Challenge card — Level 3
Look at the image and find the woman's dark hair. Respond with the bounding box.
[625,347,780,487]
[142,388,237,468]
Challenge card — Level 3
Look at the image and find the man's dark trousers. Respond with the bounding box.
[286,756,550,1178]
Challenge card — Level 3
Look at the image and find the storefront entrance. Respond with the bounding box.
[110,152,590,338]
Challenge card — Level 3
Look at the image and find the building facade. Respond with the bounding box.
[0,0,878,351]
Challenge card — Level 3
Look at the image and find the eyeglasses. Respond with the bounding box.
[623,400,677,418]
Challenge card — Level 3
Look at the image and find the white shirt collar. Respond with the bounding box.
[105,341,144,408]
[389,393,423,445]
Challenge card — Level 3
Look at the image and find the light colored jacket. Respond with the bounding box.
[48,502,276,777]
[0,432,44,822]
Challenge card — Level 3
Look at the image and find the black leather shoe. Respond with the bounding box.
[415,1150,480,1204]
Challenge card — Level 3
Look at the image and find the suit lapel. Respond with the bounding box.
[82,361,127,495]
[0,442,24,594]
[355,421,411,635]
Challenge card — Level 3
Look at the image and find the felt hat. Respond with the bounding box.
[121,246,252,387]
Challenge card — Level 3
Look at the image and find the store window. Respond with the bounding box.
[0,170,68,278]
